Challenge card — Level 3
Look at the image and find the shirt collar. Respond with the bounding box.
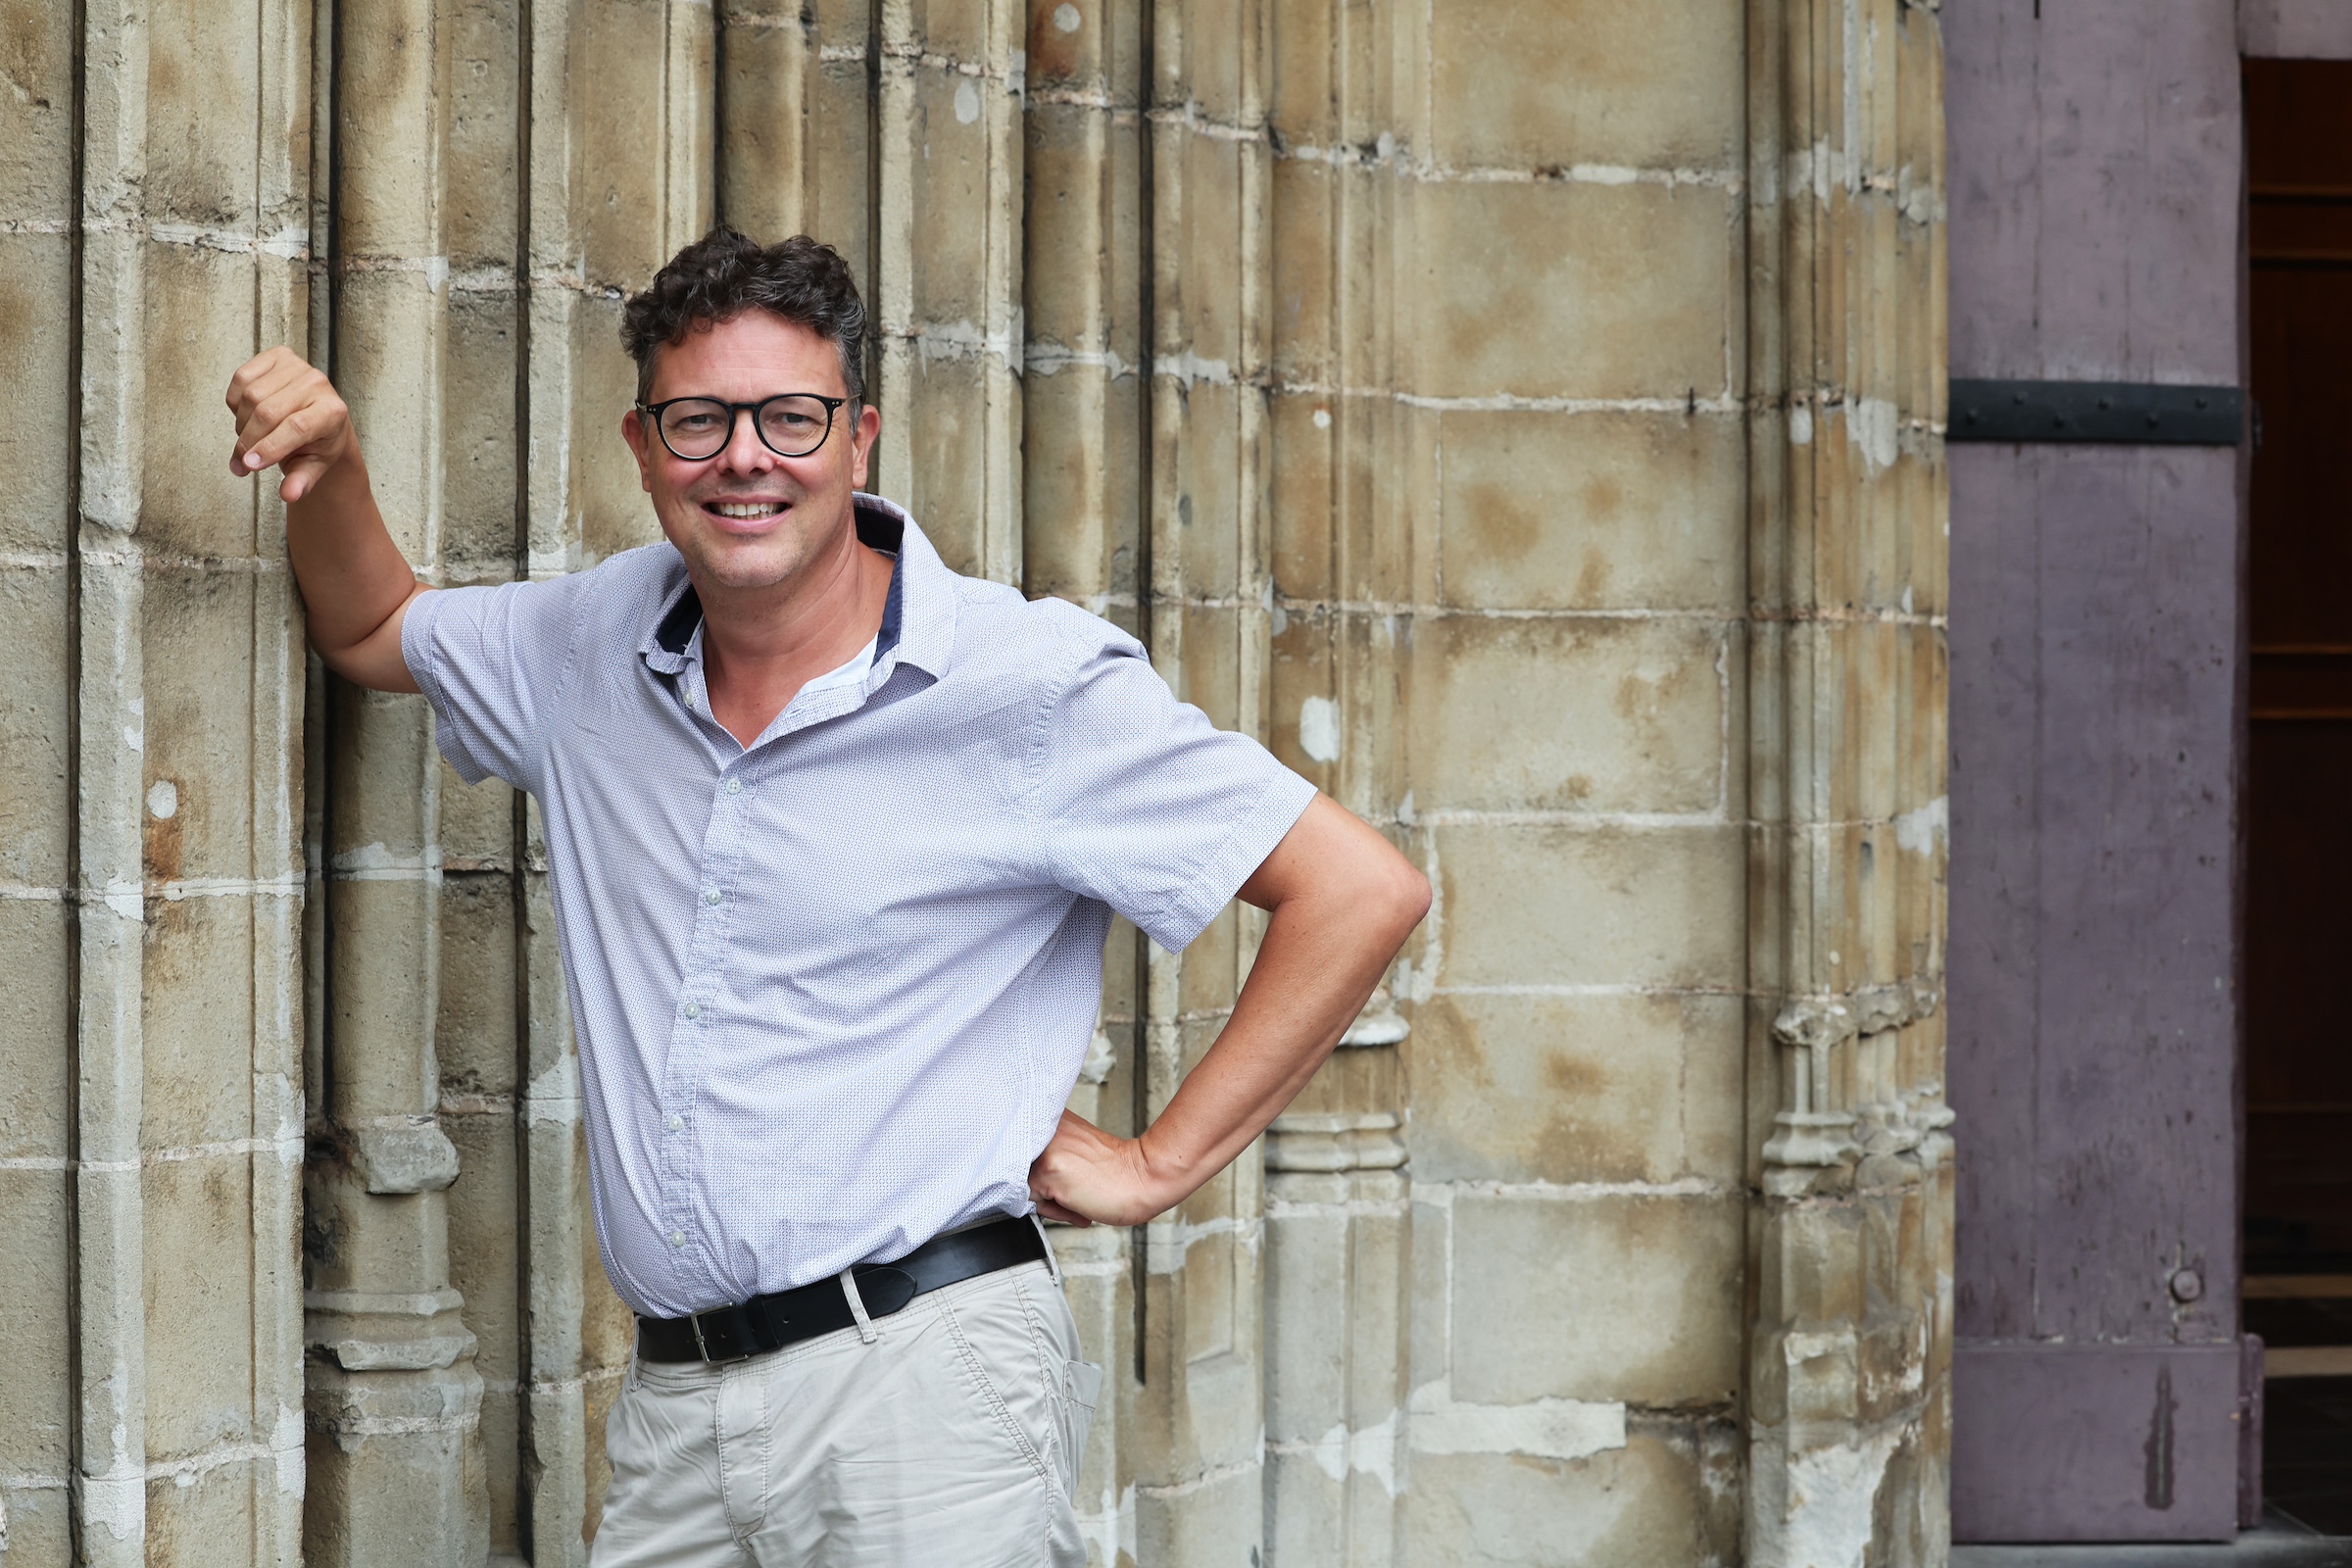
[638,493,956,681]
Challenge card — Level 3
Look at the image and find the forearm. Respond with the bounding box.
[1027,794,1430,1227]
[285,449,426,687]
[1131,888,1409,1203]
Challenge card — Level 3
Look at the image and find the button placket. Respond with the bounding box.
[655,765,755,1293]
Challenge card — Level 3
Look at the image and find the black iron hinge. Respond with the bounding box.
[1946,379,2244,446]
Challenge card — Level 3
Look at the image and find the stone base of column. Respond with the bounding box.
[304,1301,489,1568]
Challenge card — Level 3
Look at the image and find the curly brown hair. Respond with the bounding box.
[619,226,867,406]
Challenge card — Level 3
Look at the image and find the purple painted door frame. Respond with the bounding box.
[1944,0,2254,1544]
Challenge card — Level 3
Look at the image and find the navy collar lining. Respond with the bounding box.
[653,497,906,663]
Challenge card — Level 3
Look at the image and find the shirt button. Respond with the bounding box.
[705,889,722,906]
[668,1229,686,1249]
[667,1114,684,1133]
[683,1001,701,1019]
[724,777,743,795]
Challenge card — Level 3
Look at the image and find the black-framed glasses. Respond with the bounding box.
[636,393,851,462]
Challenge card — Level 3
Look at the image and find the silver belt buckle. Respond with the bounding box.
[690,1306,753,1364]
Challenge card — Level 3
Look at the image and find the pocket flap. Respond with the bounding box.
[1067,1358,1104,1410]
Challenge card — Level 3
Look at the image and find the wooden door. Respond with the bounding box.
[1943,0,2254,1542]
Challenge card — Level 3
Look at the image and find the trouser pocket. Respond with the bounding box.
[1056,1358,1104,1498]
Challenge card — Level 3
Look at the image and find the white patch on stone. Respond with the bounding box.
[1778,1427,1904,1568]
[1407,1380,1626,1461]
[1078,1028,1116,1085]
[1054,2,1081,29]
[1850,396,1898,474]
[1789,404,1813,446]
[1312,406,1332,428]
[1298,696,1342,762]
[1376,130,1396,160]
[1300,1410,1399,1494]
[146,778,178,819]
[1892,795,1947,855]
[122,722,142,754]
[1901,583,1914,614]
[955,79,982,124]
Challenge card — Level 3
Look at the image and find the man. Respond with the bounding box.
[226,227,1427,1566]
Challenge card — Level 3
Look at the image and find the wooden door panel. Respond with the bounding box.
[1952,1344,2244,1542]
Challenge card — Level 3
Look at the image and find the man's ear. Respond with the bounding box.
[850,402,881,491]
[622,407,655,494]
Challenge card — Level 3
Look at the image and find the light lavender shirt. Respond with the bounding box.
[403,495,1315,1317]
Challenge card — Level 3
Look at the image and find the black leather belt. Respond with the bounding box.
[636,1215,1050,1363]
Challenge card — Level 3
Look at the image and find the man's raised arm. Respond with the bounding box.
[1026,793,1432,1226]
[226,346,428,693]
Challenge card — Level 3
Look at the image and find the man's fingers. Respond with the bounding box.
[1034,1200,1094,1228]
[242,407,317,473]
[225,348,307,415]
[279,453,331,505]
[223,346,289,409]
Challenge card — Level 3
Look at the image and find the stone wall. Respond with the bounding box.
[0,1,1949,1564]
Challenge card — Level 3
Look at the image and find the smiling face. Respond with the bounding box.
[621,309,881,594]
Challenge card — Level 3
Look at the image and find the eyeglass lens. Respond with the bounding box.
[659,396,834,460]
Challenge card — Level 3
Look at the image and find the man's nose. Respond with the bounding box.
[714,408,777,474]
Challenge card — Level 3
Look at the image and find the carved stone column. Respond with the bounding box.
[1262,1012,1410,1568]
[302,4,489,1563]
[1743,1,1952,1564]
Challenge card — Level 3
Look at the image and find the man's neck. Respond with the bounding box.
[694,521,895,748]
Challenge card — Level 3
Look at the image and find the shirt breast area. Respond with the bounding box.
[401,497,1317,1315]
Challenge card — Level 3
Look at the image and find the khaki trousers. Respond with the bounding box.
[591,1259,1102,1568]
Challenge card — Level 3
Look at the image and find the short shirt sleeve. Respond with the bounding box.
[400,574,594,795]
[1035,642,1318,952]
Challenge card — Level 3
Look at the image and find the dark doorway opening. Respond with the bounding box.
[2243,55,2352,1538]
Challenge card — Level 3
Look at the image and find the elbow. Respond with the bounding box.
[1372,855,1432,950]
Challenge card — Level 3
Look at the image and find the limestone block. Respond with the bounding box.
[144,0,265,225]
[1408,992,1742,1186]
[898,353,997,573]
[435,875,518,1099]
[443,290,523,573]
[1169,601,1249,734]
[0,0,76,220]
[1267,159,1337,386]
[1022,367,1144,602]
[1435,410,1744,613]
[304,1357,489,1568]
[1404,179,1733,402]
[1136,1456,1259,1568]
[141,241,277,557]
[1154,137,1250,370]
[144,1460,257,1568]
[0,233,76,553]
[577,298,664,565]
[144,566,259,880]
[140,897,258,1150]
[1402,1432,1728,1568]
[905,76,1004,328]
[0,1484,72,1567]
[1448,1190,1741,1408]
[436,762,514,871]
[1408,614,1729,815]
[446,4,521,269]
[0,1171,72,1475]
[1431,821,1743,990]
[0,568,72,887]
[0,905,70,1159]
[1428,0,1741,172]
[444,1109,523,1548]
[141,1155,258,1458]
